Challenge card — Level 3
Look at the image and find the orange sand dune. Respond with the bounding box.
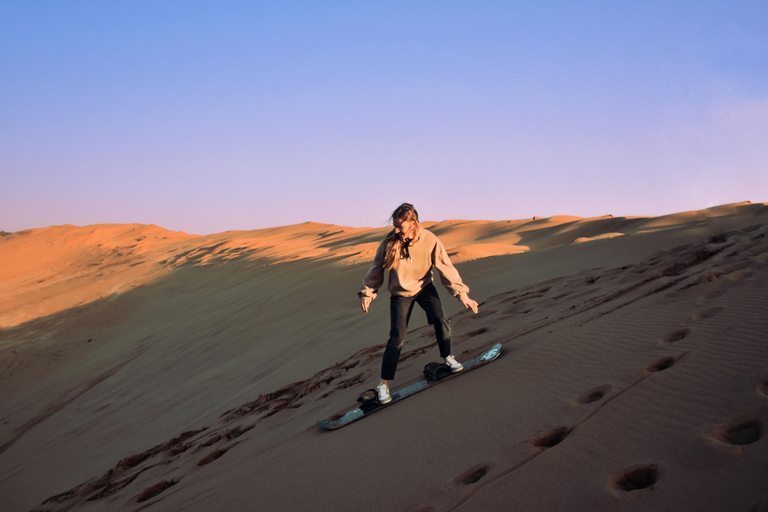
[0,216,617,328]
[1,201,767,512]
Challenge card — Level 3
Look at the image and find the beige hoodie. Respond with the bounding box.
[358,228,470,301]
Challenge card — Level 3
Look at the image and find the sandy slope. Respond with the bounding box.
[1,202,767,512]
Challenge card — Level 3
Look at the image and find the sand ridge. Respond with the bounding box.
[1,202,767,512]
[4,203,757,330]
[0,216,599,329]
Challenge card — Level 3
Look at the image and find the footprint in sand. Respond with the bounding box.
[456,326,490,342]
[661,329,690,344]
[713,418,763,446]
[692,307,723,320]
[198,424,254,448]
[197,448,228,466]
[662,307,721,345]
[447,462,492,488]
[135,480,178,503]
[704,288,730,300]
[645,356,677,373]
[530,426,572,449]
[610,464,659,493]
[467,327,489,337]
[575,385,612,405]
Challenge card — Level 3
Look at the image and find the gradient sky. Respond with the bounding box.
[2,1,767,235]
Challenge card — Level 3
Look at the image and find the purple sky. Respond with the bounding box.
[2,1,767,235]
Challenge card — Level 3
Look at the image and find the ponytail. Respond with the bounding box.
[382,203,419,269]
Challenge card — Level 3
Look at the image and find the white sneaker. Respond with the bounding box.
[376,383,392,404]
[444,355,464,373]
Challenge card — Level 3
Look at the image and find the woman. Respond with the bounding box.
[358,203,479,403]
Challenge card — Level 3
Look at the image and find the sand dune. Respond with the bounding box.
[1,202,767,512]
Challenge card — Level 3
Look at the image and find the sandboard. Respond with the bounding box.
[317,343,502,430]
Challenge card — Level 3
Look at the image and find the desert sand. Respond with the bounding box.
[1,202,767,512]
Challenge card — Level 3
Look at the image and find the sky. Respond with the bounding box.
[2,1,767,235]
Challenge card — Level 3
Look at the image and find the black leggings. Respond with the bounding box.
[381,283,452,380]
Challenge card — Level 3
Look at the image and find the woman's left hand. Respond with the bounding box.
[460,294,479,314]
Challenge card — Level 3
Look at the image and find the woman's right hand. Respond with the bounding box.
[361,298,371,313]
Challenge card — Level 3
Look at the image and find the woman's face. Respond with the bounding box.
[393,217,416,241]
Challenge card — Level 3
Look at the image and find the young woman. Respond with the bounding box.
[358,203,479,403]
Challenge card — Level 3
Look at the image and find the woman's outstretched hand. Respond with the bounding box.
[460,294,479,314]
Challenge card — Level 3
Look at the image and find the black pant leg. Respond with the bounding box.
[415,283,452,358]
[381,294,416,380]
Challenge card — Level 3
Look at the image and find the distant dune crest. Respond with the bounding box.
[0,201,763,329]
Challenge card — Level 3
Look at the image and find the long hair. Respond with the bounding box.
[383,203,419,269]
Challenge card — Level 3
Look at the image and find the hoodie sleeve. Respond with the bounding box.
[358,240,387,300]
[431,235,470,298]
